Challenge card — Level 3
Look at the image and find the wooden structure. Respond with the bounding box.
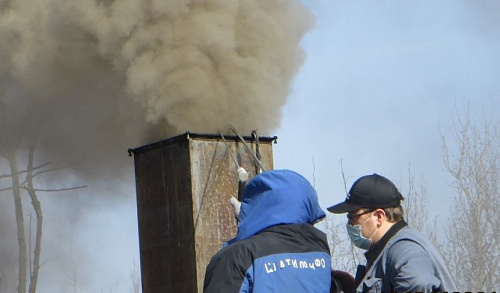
[128,132,276,292]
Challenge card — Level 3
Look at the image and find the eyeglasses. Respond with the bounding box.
[347,209,375,222]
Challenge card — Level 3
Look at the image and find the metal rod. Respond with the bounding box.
[222,125,266,172]
[219,130,240,168]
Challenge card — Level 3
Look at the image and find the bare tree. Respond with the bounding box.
[25,145,44,293]
[1,148,28,293]
[322,162,364,275]
[62,243,80,293]
[400,167,437,243]
[0,145,86,293]
[442,111,500,291]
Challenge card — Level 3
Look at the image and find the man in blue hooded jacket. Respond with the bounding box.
[203,169,331,293]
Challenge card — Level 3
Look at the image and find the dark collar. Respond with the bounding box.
[365,220,408,267]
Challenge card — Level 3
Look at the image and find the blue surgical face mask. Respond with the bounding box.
[346,213,377,250]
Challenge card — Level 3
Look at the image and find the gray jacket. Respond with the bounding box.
[355,226,457,293]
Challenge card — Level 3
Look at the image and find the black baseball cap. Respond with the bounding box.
[327,174,404,214]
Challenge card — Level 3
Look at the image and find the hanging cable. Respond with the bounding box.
[219,129,239,168]
[219,129,249,201]
[221,124,266,172]
[251,130,263,174]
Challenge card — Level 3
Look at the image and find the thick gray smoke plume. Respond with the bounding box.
[0,0,313,291]
[2,0,313,137]
[1,0,313,176]
[86,0,312,133]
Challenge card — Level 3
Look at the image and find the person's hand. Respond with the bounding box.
[229,197,241,219]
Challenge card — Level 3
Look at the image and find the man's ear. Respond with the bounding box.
[374,209,386,225]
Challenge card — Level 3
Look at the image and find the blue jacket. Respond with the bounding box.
[203,169,331,293]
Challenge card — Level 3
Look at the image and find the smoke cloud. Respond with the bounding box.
[0,0,313,291]
[88,0,312,134]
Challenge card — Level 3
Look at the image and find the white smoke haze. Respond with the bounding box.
[0,0,313,291]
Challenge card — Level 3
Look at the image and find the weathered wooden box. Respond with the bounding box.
[128,132,276,292]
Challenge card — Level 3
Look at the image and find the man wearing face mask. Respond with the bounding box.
[327,174,457,293]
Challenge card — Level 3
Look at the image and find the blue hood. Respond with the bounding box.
[228,169,326,244]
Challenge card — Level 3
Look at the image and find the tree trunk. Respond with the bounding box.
[27,146,42,293]
[6,151,27,293]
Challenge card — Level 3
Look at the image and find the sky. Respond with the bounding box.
[1,0,499,292]
[275,0,500,211]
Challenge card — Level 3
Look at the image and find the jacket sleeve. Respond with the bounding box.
[386,240,441,292]
[203,247,251,293]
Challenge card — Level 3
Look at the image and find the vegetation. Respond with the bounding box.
[442,112,500,291]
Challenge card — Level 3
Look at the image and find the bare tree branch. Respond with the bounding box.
[23,186,87,193]
[1,135,87,292]
[0,162,52,179]
[441,111,500,291]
